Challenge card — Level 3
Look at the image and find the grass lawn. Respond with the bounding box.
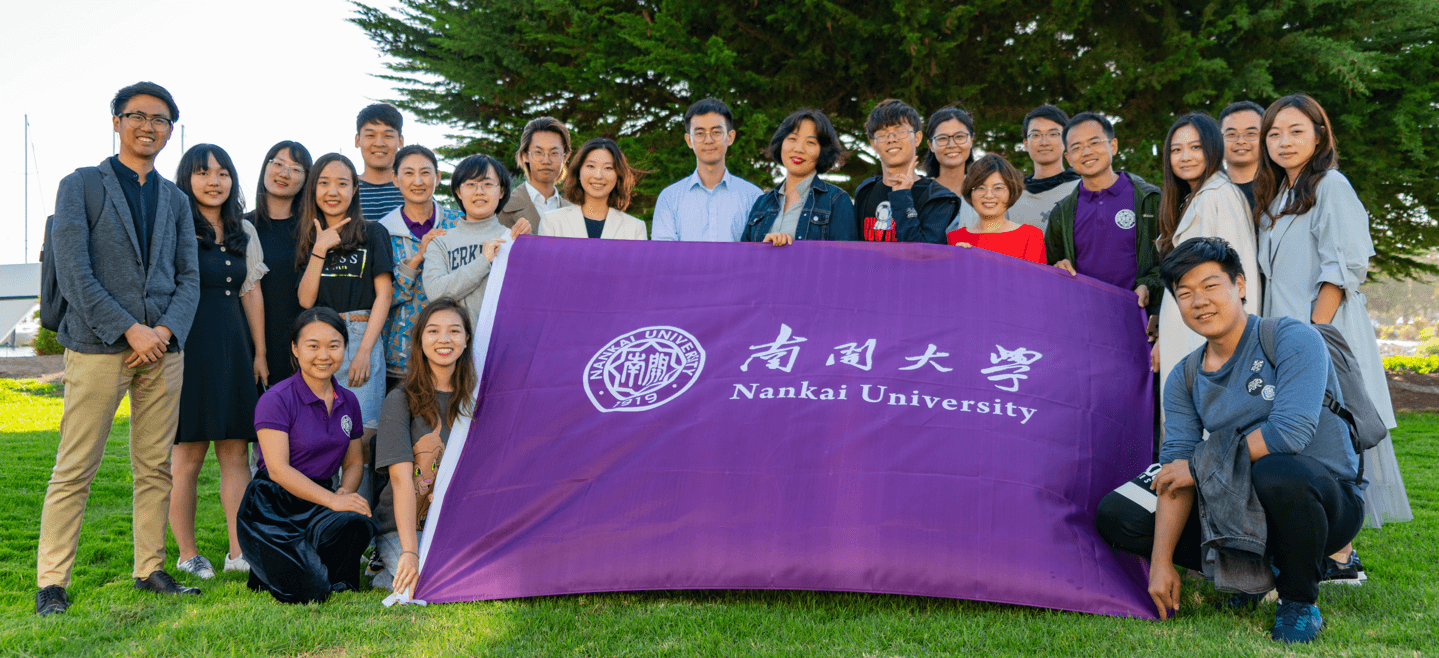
[0,377,1434,657]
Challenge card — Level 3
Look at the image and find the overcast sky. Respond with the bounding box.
[0,0,457,265]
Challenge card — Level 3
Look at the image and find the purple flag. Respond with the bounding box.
[416,237,1156,619]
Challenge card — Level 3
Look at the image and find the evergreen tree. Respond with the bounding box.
[353,0,1438,276]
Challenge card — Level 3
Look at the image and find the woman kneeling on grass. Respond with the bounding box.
[236,307,379,604]
[370,297,476,594]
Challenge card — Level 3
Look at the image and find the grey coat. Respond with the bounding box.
[52,158,200,354]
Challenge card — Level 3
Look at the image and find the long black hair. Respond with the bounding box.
[176,143,247,254]
[295,153,368,270]
[1156,113,1226,255]
[253,140,313,226]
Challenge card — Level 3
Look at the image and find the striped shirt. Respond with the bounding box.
[358,180,405,223]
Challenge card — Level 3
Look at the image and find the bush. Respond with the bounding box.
[1396,325,1420,341]
[29,310,63,356]
[1425,338,1439,356]
[1377,325,1398,339]
[1420,326,1436,342]
[1385,354,1439,374]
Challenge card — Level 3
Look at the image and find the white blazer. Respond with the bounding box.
[538,206,648,240]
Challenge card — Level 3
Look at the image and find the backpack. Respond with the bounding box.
[39,167,107,332]
[1183,316,1388,481]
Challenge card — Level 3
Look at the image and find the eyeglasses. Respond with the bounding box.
[267,160,306,177]
[118,112,173,131]
[1223,131,1261,143]
[690,128,728,143]
[872,128,915,144]
[1067,138,1109,155]
[973,183,1009,198]
[1026,130,1062,143]
[931,132,971,148]
[458,180,502,194]
[527,148,566,163]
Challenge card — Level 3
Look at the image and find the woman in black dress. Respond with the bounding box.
[169,144,269,579]
[247,141,313,385]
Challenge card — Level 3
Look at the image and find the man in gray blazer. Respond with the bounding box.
[497,116,575,235]
[36,82,202,616]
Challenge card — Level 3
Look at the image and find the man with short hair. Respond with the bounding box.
[1044,112,1162,315]
[36,82,202,616]
[354,103,406,222]
[855,99,958,243]
[498,117,575,234]
[1095,236,1364,644]
[1218,101,1266,208]
[652,98,763,241]
[1009,104,1081,231]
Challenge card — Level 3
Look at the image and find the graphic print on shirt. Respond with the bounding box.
[1114,209,1136,230]
[321,249,368,278]
[448,244,481,270]
[864,201,911,242]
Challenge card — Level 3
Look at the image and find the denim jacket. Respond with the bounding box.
[740,178,857,242]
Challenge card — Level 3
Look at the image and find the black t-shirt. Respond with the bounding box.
[247,211,305,383]
[858,177,937,242]
[584,216,605,239]
[1234,180,1256,210]
[314,222,395,313]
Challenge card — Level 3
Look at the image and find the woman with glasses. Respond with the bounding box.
[539,138,649,240]
[169,144,269,580]
[946,154,1044,264]
[247,141,313,385]
[379,145,461,388]
[1254,93,1409,537]
[1150,113,1259,399]
[424,154,530,324]
[923,106,982,231]
[741,109,855,244]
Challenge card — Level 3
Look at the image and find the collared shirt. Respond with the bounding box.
[651,168,764,242]
[1073,172,1138,291]
[401,204,436,240]
[524,181,566,214]
[254,370,364,479]
[772,174,816,238]
[109,156,159,268]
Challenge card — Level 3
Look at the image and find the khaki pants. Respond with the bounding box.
[37,349,184,587]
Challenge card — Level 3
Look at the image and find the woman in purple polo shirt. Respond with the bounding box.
[235,307,379,604]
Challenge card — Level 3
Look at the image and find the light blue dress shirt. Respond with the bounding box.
[651,168,764,241]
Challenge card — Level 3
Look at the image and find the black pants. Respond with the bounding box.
[236,470,379,604]
[1095,454,1364,604]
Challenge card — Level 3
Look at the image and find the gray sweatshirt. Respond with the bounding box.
[421,216,510,323]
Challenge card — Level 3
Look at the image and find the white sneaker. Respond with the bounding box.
[223,553,250,573]
[176,555,215,580]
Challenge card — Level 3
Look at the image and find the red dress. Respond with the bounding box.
[946,224,1046,264]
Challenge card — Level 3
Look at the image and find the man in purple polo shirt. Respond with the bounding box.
[1042,112,1162,318]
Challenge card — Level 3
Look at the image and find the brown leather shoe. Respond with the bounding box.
[134,570,201,596]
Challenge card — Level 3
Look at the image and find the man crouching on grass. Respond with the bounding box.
[1094,236,1365,644]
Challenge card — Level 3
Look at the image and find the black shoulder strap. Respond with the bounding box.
[1182,346,1203,397]
[1257,316,1280,366]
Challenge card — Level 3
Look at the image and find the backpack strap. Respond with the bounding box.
[1261,316,1366,481]
[1182,346,1203,398]
[77,167,106,228]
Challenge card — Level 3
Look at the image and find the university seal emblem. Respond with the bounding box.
[1114,209,1136,230]
[585,326,705,413]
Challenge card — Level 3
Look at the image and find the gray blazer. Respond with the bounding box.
[52,158,200,354]
[497,180,572,236]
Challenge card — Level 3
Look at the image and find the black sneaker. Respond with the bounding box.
[1322,551,1367,585]
[134,570,202,596]
[36,585,69,616]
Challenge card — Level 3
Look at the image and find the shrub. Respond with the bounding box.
[32,327,63,356]
[1425,338,1439,356]
[1385,354,1439,374]
[1377,325,1398,339]
[1420,326,1436,342]
[1396,325,1420,341]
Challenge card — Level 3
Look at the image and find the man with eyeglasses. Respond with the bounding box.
[1218,101,1266,208]
[652,98,763,241]
[1043,112,1162,318]
[36,82,203,616]
[856,99,958,243]
[1009,105,1082,231]
[498,117,575,235]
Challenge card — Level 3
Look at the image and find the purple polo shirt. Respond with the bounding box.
[254,371,364,479]
[402,205,436,240]
[1072,172,1138,291]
